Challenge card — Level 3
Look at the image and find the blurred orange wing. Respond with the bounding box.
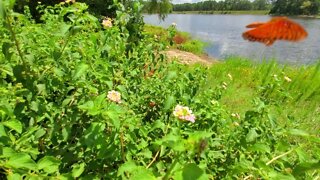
[242,17,308,46]
[246,22,265,28]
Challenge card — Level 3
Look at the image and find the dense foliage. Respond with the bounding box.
[173,0,271,12]
[270,0,320,15]
[15,0,173,22]
[173,0,320,15]
[1,0,320,179]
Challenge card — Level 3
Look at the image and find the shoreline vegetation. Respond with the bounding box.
[170,11,320,18]
[144,24,216,65]
[171,10,270,15]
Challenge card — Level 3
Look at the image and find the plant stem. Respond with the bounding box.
[6,15,25,65]
[120,130,125,162]
[146,150,160,169]
[266,149,294,165]
[163,154,180,180]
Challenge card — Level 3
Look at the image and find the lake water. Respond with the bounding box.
[144,14,320,65]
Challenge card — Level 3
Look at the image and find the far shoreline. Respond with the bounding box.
[170,10,320,18]
[171,10,269,15]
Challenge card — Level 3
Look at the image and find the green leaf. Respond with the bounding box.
[35,128,46,139]
[249,143,270,153]
[150,120,166,132]
[288,129,310,137]
[0,124,8,137]
[0,62,13,75]
[118,161,137,176]
[62,127,69,142]
[104,110,120,129]
[187,131,214,141]
[106,81,113,89]
[83,123,106,147]
[246,129,258,142]
[295,147,311,163]
[166,71,178,80]
[116,85,127,97]
[56,24,72,36]
[7,173,21,180]
[30,101,39,112]
[180,163,207,180]
[268,171,295,180]
[293,162,320,176]
[164,95,176,111]
[160,133,185,152]
[1,147,16,158]
[73,63,89,80]
[70,26,82,35]
[131,167,156,180]
[6,153,37,170]
[38,156,61,174]
[78,101,94,112]
[103,104,123,129]
[72,163,85,178]
[36,84,47,96]
[2,119,22,134]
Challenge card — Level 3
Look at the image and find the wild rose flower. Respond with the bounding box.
[173,105,196,123]
[102,18,113,29]
[107,90,121,103]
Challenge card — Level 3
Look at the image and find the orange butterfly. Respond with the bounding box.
[242,17,308,46]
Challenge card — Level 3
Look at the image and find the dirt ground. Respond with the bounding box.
[164,49,218,65]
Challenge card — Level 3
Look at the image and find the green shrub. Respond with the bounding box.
[177,39,206,55]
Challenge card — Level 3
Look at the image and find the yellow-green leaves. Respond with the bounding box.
[6,153,37,170]
[2,119,22,134]
[37,156,61,174]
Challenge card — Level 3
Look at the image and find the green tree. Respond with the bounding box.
[252,0,271,10]
[270,0,319,15]
[143,0,173,20]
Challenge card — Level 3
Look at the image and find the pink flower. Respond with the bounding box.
[102,18,113,29]
[173,105,196,123]
[107,90,121,103]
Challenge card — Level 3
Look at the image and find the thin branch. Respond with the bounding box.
[6,15,25,65]
[120,131,125,162]
[146,150,160,169]
[243,175,253,180]
[266,149,294,166]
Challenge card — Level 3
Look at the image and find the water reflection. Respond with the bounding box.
[144,14,320,64]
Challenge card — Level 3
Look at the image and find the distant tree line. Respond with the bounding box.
[173,0,271,12]
[173,0,320,15]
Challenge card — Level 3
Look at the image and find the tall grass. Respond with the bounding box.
[203,57,320,133]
